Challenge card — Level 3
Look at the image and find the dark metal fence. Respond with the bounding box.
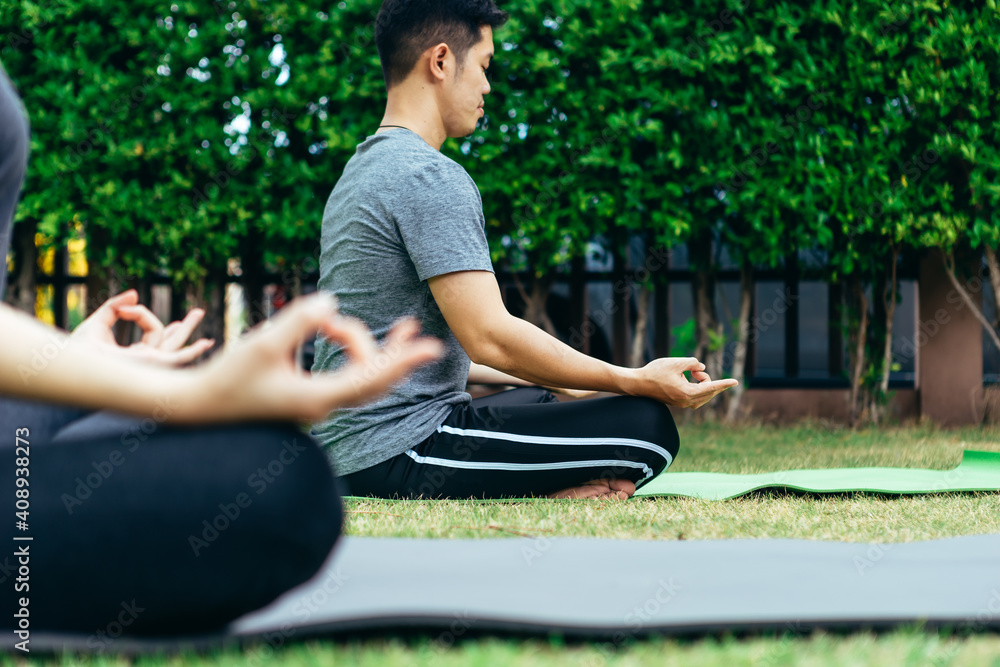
[7,242,925,389]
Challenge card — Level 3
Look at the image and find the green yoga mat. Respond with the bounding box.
[635,449,1000,499]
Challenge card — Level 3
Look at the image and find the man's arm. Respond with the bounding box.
[468,361,599,398]
[429,271,736,409]
[468,360,532,386]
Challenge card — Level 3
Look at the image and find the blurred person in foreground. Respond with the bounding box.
[0,60,441,639]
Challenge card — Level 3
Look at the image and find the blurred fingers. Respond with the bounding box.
[340,336,444,405]
[255,293,345,358]
[116,304,165,345]
[159,309,205,350]
[165,339,215,365]
[320,314,380,367]
[81,290,139,329]
[102,290,139,310]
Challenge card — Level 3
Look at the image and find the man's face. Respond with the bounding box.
[442,25,493,138]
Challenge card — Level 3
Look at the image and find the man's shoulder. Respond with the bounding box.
[369,134,474,179]
[328,136,479,217]
[395,145,472,185]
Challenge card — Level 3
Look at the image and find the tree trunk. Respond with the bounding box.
[724,262,753,423]
[689,231,722,379]
[873,249,898,424]
[628,283,652,368]
[942,250,1000,354]
[513,273,558,337]
[4,219,36,314]
[867,264,887,424]
[984,245,1000,333]
[847,274,869,427]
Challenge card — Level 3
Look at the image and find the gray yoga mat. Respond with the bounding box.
[23,533,1000,653]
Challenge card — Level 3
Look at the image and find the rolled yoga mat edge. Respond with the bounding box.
[635,449,1000,499]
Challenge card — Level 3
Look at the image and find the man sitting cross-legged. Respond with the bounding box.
[310,0,737,500]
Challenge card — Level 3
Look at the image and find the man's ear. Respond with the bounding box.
[427,43,450,81]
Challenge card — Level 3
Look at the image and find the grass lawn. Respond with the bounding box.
[10,421,1000,666]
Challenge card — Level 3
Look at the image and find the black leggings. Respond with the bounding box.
[341,387,679,499]
[0,419,344,638]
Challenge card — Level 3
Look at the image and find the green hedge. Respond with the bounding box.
[2,0,995,276]
[2,0,997,418]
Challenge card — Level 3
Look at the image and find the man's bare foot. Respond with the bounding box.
[547,478,636,500]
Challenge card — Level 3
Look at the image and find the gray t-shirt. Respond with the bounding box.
[310,127,495,476]
[0,65,30,300]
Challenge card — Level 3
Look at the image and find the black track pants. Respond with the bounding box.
[0,421,344,638]
[341,387,679,499]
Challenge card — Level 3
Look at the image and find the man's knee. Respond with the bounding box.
[623,396,677,437]
[619,396,680,469]
[519,386,558,404]
[539,389,558,403]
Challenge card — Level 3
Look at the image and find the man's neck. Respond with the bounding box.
[377,89,446,150]
[376,118,445,151]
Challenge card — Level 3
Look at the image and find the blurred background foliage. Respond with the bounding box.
[1,0,998,422]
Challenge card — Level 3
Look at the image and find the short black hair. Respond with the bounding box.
[375,0,508,90]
